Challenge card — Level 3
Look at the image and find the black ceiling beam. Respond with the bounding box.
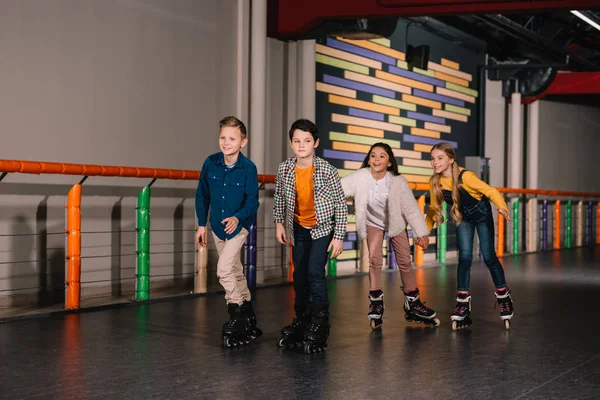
[474,14,598,70]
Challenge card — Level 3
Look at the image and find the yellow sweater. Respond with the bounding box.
[425,168,507,230]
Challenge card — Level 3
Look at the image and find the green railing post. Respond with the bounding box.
[512,198,520,254]
[327,248,337,277]
[566,200,572,248]
[136,186,151,301]
[438,202,447,264]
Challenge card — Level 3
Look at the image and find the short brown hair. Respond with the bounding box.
[219,116,247,139]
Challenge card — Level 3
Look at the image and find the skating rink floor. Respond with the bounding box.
[1,247,599,399]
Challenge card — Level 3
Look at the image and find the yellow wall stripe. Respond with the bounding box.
[369,38,391,47]
[445,103,471,116]
[330,131,400,148]
[402,173,431,183]
[344,161,362,170]
[316,53,370,75]
[372,94,417,111]
[398,165,434,175]
[316,44,382,70]
[446,82,479,97]
[389,115,417,127]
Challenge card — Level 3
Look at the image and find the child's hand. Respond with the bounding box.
[415,236,429,250]
[327,239,343,259]
[222,216,239,235]
[275,223,287,245]
[497,207,511,222]
[196,226,207,247]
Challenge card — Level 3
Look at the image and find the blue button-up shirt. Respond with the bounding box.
[195,152,259,240]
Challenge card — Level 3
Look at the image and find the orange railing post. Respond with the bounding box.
[65,184,82,309]
[554,200,561,250]
[288,244,294,282]
[415,195,425,267]
[497,212,505,257]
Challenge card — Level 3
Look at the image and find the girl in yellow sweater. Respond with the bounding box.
[426,142,514,330]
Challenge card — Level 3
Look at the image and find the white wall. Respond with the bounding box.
[484,79,506,188]
[538,100,600,192]
[0,0,295,305]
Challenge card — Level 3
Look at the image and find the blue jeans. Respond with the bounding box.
[456,213,507,291]
[292,223,331,311]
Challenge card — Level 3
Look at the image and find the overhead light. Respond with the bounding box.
[571,10,600,31]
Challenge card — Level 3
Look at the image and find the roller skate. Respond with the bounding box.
[278,306,311,349]
[451,292,472,331]
[495,287,514,330]
[368,290,384,330]
[303,306,330,354]
[222,301,262,348]
[403,288,440,327]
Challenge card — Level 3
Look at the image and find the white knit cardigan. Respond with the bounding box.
[341,168,430,240]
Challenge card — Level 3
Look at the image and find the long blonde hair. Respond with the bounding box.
[430,142,462,225]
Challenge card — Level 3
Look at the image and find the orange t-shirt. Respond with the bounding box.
[294,165,317,227]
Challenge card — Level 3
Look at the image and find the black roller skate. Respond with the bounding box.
[451,292,472,331]
[368,290,384,330]
[303,306,330,354]
[278,306,311,349]
[495,287,514,330]
[222,301,262,348]
[403,288,440,327]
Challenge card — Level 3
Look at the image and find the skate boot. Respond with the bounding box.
[403,288,440,327]
[278,306,311,349]
[451,292,472,331]
[303,306,330,354]
[367,290,384,330]
[495,287,514,330]
[222,301,262,348]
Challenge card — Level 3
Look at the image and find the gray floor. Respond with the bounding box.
[1,247,599,400]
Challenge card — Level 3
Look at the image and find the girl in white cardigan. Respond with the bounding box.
[342,143,440,329]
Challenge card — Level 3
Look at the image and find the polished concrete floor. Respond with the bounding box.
[1,247,599,400]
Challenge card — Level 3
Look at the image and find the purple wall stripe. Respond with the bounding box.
[326,38,396,65]
[387,65,445,87]
[348,107,385,121]
[406,111,446,124]
[346,232,358,241]
[323,74,395,98]
[323,149,366,162]
[403,134,458,148]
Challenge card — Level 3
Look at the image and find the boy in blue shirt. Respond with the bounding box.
[195,116,261,347]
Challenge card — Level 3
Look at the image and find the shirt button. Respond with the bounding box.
[222,196,225,199]
[224,183,226,186]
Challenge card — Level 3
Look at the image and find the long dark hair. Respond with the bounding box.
[360,142,399,176]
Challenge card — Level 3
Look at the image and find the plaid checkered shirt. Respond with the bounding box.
[273,155,347,245]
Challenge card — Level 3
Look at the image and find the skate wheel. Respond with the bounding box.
[304,343,312,354]
[433,318,441,327]
[224,337,233,348]
[369,319,381,330]
[277,338,285,347]
[451,320,458,331]
[504,319,510,330]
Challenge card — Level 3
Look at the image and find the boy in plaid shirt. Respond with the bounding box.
[273,119,347,353]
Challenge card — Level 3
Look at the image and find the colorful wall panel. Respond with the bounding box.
[316,21,485,257]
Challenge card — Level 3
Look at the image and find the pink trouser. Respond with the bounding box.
[366,225,416,292]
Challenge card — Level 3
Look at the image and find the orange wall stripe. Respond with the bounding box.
[436,87,476,103]
[337,37,406,61]
[317,82,357,98]
[433,70,469,87]
[432,109,468,122]
[424,122,451,133]
[428,61,473,81]
[411,127,441,139]
[375,70,433,92]
[316,43,383,69]
[401,94,442,109]
[345,70,411,94]
[347,125,385,138]
[414,143,432,153]
[329,94,400,116]
[332,113,403,133]
[441,58,460,70]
